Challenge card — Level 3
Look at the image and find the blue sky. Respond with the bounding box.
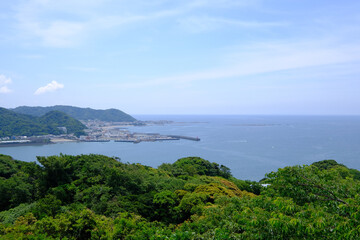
[0,0,359,114]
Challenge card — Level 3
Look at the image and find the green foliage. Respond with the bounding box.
[153,190,179,223]
[159,156,232,179]
[1,154,360,239]
[0,203,36,225]
[0,171,37,211]
[75,184,111,214]
[311,159,345,170]
[230,178,264,195]
[13,105,137,122]
[0,107,55,137]
[179,192,210,213]
[312,159,360,180]
[39,110,86,135]
[0,107,86,137]
[264,164,360,209]
[32,195,62,219]
[0,154,26,178]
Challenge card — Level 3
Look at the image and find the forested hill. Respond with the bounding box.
[38,111,87,135]
[12,105,137,122]
[0,107,86,137]
[1,154,360,239]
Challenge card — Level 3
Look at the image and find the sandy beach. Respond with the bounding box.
[50,138,77,143]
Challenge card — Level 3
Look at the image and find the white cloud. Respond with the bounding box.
[0,86,12,93]
[0,75,12,85]
[0,75,12,93]
[34,81,64,95]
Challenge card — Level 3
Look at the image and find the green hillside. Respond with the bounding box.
[1,154,360,239]
[39,111,86,136]
[12,105,137,122]
[0,107,58,137]
[0,108,86,138]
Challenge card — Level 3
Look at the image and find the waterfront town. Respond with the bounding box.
[0,120,200,145]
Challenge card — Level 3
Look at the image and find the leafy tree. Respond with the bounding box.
[0,202,36,225]
[264,164,359,209]
[311,159,345,170]
[1,154,360,239]
[153,190,179,223]
[160,157,232,179]
[312,159,360,180]
[37,155,73,190]
[32,195,62,219]
[0,172,35,211]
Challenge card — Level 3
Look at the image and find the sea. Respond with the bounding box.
[1,115,360,181]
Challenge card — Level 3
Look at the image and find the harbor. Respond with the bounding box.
[0,120,201,146]
[77,120,200,144]
[82,133,199,144]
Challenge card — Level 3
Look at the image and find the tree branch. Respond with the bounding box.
[295,177,348,205]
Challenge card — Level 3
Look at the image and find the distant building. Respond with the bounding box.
[57,127,67,134]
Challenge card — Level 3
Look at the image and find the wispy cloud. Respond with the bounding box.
[34,81,64,95]
[178,16,287,32]
[38,21,85,47]
[113,40,360,89]
[18,18,86,47]
[0,74,12,93]
[187,0,260,8]
[14,0,97,47]
[14,1,183,47]
[13,0,260,47]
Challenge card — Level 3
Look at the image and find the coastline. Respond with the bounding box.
[0,142,54,148]
[50,138,77,143]
[0,138,78,147]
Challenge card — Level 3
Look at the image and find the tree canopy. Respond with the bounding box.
[0,155,359,239]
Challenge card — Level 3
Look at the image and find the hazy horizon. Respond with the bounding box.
[1,0,360,115]
[4,105,360,116]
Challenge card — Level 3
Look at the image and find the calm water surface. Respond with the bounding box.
[1,115,360,181]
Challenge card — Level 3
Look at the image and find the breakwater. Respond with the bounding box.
[82,139,110,142]
[168,135,200,141]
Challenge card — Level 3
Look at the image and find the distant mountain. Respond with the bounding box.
[12,105,136,122]
[0,108,86,138]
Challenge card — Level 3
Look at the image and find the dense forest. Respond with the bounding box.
[0,108,86,137]
[12,105,137,122]
[0,154,359,239]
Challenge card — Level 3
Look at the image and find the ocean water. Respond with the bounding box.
[1,115,360,181]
